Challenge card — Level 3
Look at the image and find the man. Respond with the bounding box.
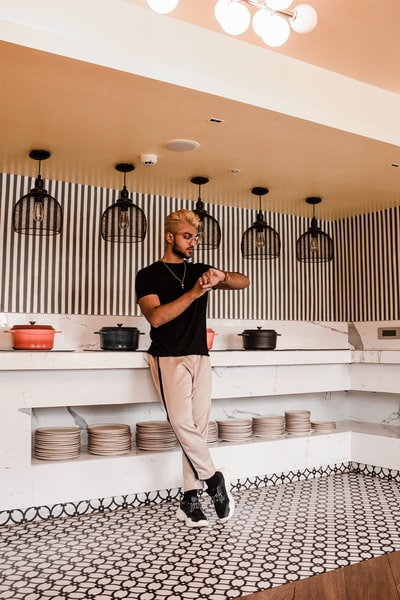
[135,209,250,528]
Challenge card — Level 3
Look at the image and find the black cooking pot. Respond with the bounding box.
[238,327,281,350]
[94,324,143,351]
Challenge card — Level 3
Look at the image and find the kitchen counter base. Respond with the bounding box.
[2,349,400,520]
[1,421,400,522]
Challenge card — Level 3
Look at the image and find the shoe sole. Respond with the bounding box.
[176,506,209,528]
[217,469,235,523]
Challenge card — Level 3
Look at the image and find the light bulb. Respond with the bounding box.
[33,200,44,222]
[146,0,179,14]
[215,0,251,35]
[119,209,130,231]
[252,8,273,37]
[215,0,229,24]
[260,14,290,46]
[256,231,265,248]
[310,236,319,253]
[290,4,318,33]
[197,220,204,238]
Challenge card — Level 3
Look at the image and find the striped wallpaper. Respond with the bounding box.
[1,173,399,321]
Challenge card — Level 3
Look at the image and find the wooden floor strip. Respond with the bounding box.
[388,550,400,591]
[344,554,399,600]
[241,552,400,600]
[293,568,346,600]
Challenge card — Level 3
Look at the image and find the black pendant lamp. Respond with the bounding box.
[13,149,62,236]
[241,187,280,259]
[191,176,221,249]
[101,163,147,243]
[296,197,333,263]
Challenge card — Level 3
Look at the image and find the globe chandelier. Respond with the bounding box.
[145,0,318,48]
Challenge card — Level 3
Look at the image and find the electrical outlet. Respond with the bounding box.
[378,327,400,339]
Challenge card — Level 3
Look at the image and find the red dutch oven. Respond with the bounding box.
[206,328,217,350]
[4,321,61,350]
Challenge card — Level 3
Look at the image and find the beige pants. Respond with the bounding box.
[147,354,216,492]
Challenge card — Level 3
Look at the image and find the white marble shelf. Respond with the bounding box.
[0,349,400,371]
[2,349,400,371]
[0,348,357,370]
[29,419,400,466]
[11,419,399,514]
[352,350,400,364]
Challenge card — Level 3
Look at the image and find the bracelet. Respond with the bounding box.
[222,271,228,283]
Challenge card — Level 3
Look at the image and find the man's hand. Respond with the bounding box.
[198,268,225,291]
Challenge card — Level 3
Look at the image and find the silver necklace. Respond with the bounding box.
[162,260,187,289]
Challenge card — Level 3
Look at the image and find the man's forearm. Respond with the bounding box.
[216,271,250,290]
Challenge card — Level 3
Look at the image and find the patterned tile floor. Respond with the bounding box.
[1,473,400,600]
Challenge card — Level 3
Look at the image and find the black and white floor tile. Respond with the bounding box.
[2,472,400,600]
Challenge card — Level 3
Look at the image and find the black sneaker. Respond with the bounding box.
[206,470,235,522]
[176,496,209,528]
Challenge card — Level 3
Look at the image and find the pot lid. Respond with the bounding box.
[98,324,139,332]
[241,328,278,335]
[11,321,55,330]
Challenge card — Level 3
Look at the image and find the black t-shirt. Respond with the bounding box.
[135,260,211,356]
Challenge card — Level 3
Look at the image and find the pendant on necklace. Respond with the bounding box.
[162,260,186,289]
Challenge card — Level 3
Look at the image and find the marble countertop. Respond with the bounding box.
[351,350,400,364]
[1,348,398,371]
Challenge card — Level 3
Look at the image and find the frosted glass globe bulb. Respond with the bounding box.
[215,0,251,35]
[146,0,179,15]
[290,4,318,33]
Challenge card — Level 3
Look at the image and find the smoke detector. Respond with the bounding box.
[165,139,200,152]
[141,153,158,166]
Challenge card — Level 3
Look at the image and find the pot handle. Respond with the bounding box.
[238,332,281,337]
[93,330,144,335]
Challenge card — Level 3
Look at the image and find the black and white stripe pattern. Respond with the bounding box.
[1,173,399,321]
[333,209,400,321]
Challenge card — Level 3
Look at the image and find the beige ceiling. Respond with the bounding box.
[1,0,399,220]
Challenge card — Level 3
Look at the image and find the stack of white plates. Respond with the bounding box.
[311,420,336,433]
[34,427,81,460]
[216,419,253,442]
[88,423,132,456]
[207,421,219,444]
[252,415,285,438]
[135,420,178,451]
[285,410,311,435]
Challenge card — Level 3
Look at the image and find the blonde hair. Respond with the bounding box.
[164,209,200,234]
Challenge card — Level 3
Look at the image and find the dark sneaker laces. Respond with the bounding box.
[179,496,208,524]
[207,471,234,521]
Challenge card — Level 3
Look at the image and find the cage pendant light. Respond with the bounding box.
[13,149,62,236]
[241,187,280,259]
[101,163,147,243]
[191,176,221,249]
[296,197,333,262]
